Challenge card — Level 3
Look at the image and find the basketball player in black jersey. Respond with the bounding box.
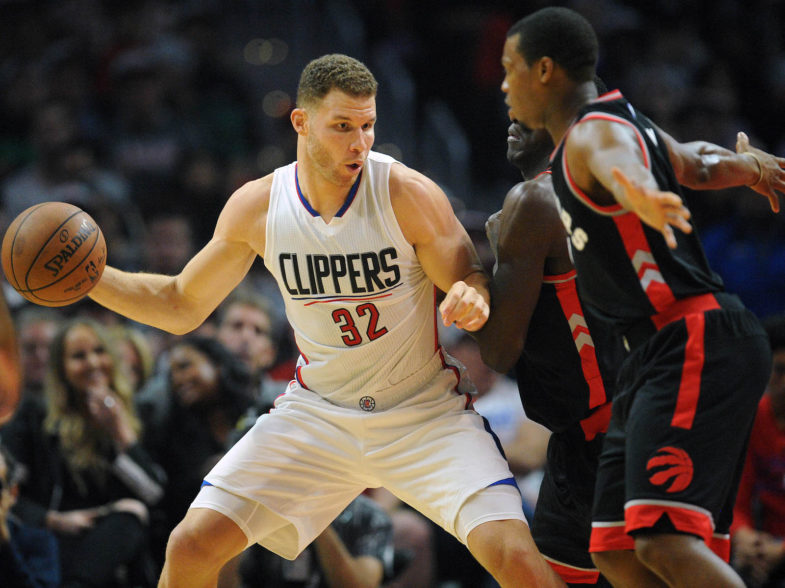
[501,6,785,588]
[475,116,621,587]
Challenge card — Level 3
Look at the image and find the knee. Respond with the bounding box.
[166,518,216,566]
[634,534,671,570]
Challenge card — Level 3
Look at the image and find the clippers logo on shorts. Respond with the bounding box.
[646,446,693,493]
[359,396,376,411]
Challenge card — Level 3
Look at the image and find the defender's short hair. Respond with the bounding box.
[508,7,599,83]
[296,54,378,108]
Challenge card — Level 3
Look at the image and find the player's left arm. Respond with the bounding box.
[566,119,692,248]
[390,164,489,332]
[657,127,784,213]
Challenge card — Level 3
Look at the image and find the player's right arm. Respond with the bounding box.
[473,176,568,373]
[89,176,272,334]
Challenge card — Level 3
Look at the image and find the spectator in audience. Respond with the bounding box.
[14,307,62,408]
[0,442,60,587]
[0,317,164,588]
[109,324,156,394]
[216,287,286,412]
[136,335,254,566]
[731,314,785,587]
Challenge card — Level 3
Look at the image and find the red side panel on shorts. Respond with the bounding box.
[545,557,601,584]
[589,522,635,552]
[671,313,706,429]
[625,501,714,543]
[709,534,731,563]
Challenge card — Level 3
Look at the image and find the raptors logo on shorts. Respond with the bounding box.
[646,446,693,493]
[359,396,376,411]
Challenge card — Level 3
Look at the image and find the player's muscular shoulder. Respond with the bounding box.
[215,173,273,252]
[388,163,450,246]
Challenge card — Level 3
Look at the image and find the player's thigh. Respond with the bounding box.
[369,405,517,539]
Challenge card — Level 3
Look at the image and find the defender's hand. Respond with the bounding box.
[612,167,692,249]
[736,131,784,213]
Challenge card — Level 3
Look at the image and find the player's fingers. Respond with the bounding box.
[611,166,634,190]
[663,225,677,249]
[767,191,781,213]
[736,131,751,153]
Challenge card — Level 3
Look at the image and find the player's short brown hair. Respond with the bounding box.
[296,54,378,108]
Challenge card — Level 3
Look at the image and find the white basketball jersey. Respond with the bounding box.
[264,151,447,411]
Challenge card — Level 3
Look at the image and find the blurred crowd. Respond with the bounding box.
[1,0,784,586]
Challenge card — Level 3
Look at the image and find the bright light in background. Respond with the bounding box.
[243,38,289,66]
[262,90,291,118]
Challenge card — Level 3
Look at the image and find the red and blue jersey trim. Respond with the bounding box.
[295,164,362,218]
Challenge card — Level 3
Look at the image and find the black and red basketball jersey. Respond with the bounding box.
[550,91,724,328]
[515,269,621,437]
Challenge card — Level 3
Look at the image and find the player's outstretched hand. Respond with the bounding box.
[611,167,692,249]
[736,131,784,213]
[439,280,489,332]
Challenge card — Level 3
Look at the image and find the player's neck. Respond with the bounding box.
[295,162,359,222]
[547,82,598,145]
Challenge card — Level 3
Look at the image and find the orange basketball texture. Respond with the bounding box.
[1,202,107,307]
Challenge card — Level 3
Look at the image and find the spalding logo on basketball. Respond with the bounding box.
[646,446,693,493]
[1,202,107,307]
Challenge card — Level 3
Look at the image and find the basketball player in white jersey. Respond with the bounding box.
[87,54,564,587]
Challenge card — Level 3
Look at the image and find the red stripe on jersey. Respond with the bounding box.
[295,364,309,390]
[560,147,625,214]
[589,523,634,553]
[553,279,607,409]
[592,89,623,103]
[545,558,600,584]
[625,502,714,543]
[432,286,439,352]
[580,113,650,169]
[671,313,706,430]
[580,402,612,441]
[295,346,310,389]
[612,213,677,312]
[304,293,394,306]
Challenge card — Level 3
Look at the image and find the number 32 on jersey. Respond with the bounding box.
[332,303,388,346]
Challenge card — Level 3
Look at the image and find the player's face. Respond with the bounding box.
[218,304,275,374]
[168,345,219,407]
[62,324,112,394]
[507,120,553,177]
[501,34,542,129]
[303,89,376,187]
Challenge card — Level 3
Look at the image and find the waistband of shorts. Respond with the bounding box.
[622,292,742,352]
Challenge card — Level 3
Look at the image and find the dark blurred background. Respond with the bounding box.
[1,0,783,318]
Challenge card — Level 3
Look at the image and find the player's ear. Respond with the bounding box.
[537,57,555,83]
[291,108,307,135]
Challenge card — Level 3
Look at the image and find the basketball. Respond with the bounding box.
[1,202,107,307]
